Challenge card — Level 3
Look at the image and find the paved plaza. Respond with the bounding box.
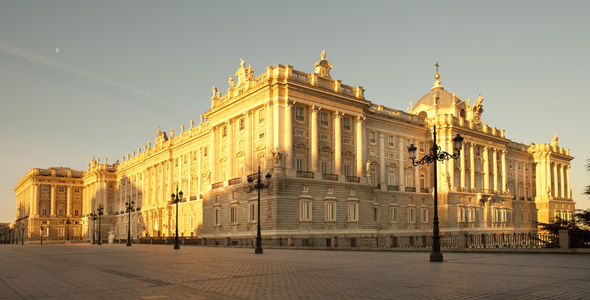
[0,244,589,300]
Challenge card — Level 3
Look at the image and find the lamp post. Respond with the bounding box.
[96,206,104,245]
[40,226,44,245]
[21,227,24,245]
[125,197,135,246]
[408,125,463,262]
[90,212,98,244]
[65,217,71,242]
[247,166,272,254]
[170,186,183,250]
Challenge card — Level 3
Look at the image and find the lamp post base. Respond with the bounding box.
[255,248,263,254]
[430,252,443,262]
[127,242,131,247]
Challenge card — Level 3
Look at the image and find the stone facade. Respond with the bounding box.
[14,53,575,242]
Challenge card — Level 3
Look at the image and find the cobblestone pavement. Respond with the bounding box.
[1,244,589,300]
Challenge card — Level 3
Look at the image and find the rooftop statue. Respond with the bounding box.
[314,50,333,78]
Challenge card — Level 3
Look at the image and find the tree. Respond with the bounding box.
[585,159,590,197]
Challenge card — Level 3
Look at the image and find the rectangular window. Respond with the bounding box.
[327,187,334,194]
[343,117,351,130]
[326,202,336,221]
[74,188,80,193]
[420,175,426,189]
[296,158,304,172]
[390,207,398,223]
[295,129,305,136]
[388,171,395,186]
[249,203,257,222]
[348,202,358,221]
[259,132,265,139]
[343,138,351,144]
[370,167,377,185]
[301,201,312,221]
[374,207,380,223]
[344,164,351,177]
[320,134,329,141]
[369,131,376,144]
[203,147,208,157]
[408,207,415,223]
[301,185,309,193]
[295,106,305,121]
[421,208,429,223]
[239,118,245,131]
[321,161,328,175]
[42,185,49,192]
[230,206,238,224]
[215,208,220,225]
[108,205,113,213]
[388,135,395,147]
[58,209,64,216]
[58,186,65,193]
[222,125,227,138]
[320,112,328,126]
[258,108,265,124]
[74,209,79,216]
[42,208,47,216]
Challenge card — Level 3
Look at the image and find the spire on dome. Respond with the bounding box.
[432,61,443,90]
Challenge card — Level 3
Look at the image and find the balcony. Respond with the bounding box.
[405,187,416,192]
[296,171,314,178]
[387,185,399,191]
[420,188,429,193]
[345,176,360,183]
[247,173,258,182]
[374,184,381,189]
[211,182,224,190]
[322,173,338,181]
[228,177,242,186]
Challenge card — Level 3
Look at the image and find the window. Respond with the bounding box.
[215,208,220,225]
[42,208,48,216]
[296,129,305,136]
[458,207,465,222]
[390,207,398,223]
[327,187,334,194]
[369,131,376,144]
[421,208,429,223]
[420,174,426,189]
[405,173,413,187]
[408,207,415,223]
[222,125,227,138]
[468,208,475,222]
[203,147,208,158]
[108,206,113,213]
[388,135,395,147]
[229,205,238,224]
[343,138,351,144]
[58,186,65,192]
[374,207,380,223]
[344,165,351,177]
[296,158,304,172]
[249,203,257,222]
[388,171,396,186]
[370,167,377,185]
[326,202,336,221]
[175,158,179,167]
[74,188,80,193]
[320,112,328,126]
[321,161,328,175]
[259,132,265,139]
[295,106,305,121]
[184,154,187,165]
[42,185,49,192]
[349,189,356,196]
[343,117,351,130]
[320,134,329,141]
[193,151,198,161]
[239,118,245,131]
[301,185,309,193]
[74,209,79,216]
[348,202,358,221]
[258,108,265,124]
[301,201,312,221]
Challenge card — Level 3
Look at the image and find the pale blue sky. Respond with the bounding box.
[1,1,589,222]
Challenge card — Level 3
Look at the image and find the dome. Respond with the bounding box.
[414,84,462,108]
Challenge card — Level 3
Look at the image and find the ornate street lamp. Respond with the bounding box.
[21,227,24,245]
[125,197,135,247]
[247,166,272,254]
[96,206,104,245]
[408,125,463,262]
[40,226,44,245]
[90,212,98,244]
[65,217,71,242]
[170,186,184,250]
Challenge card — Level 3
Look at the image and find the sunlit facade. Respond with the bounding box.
[14,53,575,242]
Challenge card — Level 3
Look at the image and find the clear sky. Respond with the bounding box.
[1,1,589,223]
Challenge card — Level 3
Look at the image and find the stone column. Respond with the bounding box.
[492,149,498,192]
[460,142,465,190]
[32,184,38,216]
[446,135,454,190]
[210,127,217,183]
[470,143,475,190]
[50,185,56,217]
[522,163,526,198]
[227,119,234,181]
[285,100,294,173]
[379,133,386,189]
[398,137,405,189]
[334,111,343,178]
[553,163,558,198]
[355,115,365,178]
[266,102,274,173]
[535,162,542,198]
[245,111,253,176]
[66,186,72,217]
[501,150,507,193]
[566,166,571,198]
[483,147,489,191]
[310,105,320,174]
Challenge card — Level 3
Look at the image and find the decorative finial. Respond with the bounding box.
[321,50,327,60]
[435,61,440,80]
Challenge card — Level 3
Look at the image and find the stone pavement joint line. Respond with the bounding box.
[1,244,589,300]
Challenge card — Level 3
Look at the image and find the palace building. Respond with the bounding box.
[14,52,575,242]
